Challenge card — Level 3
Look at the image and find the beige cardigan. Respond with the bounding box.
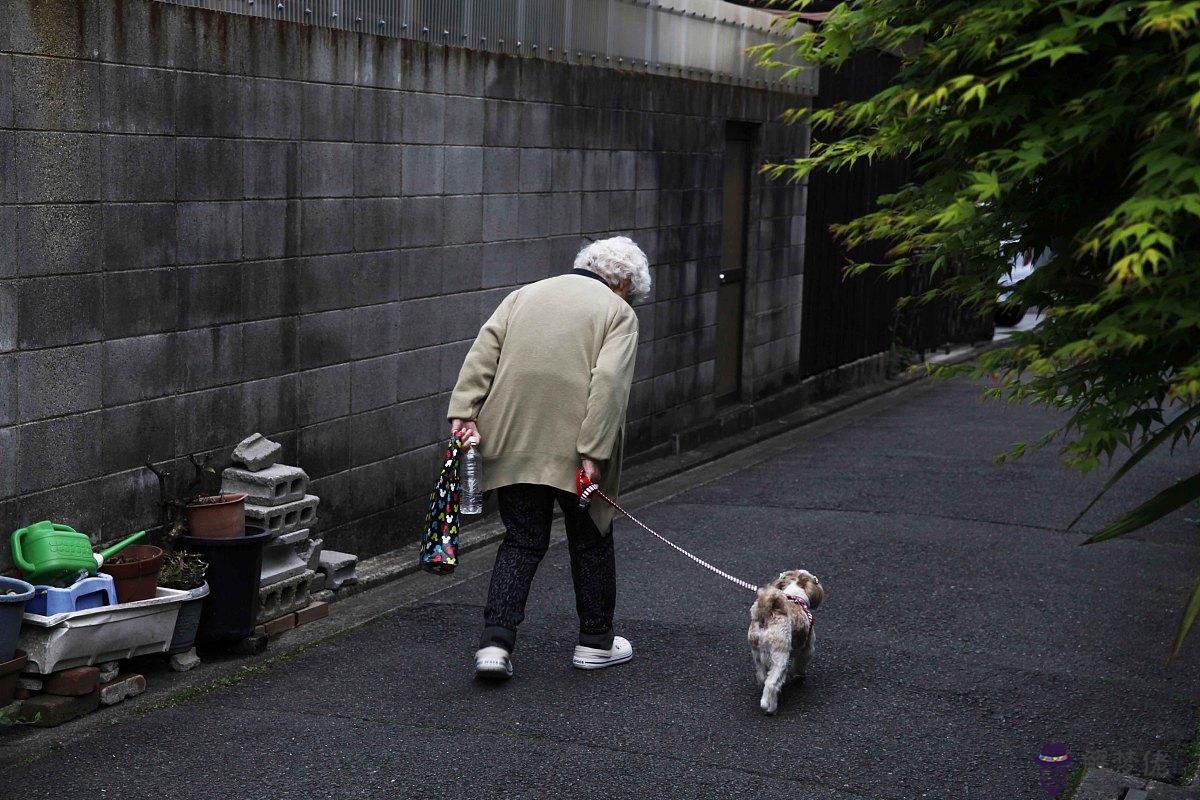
[447,272,639,531]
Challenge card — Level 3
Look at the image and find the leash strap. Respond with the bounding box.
[578,471,758,594]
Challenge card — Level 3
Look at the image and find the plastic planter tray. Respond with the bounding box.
[19,587,188,675]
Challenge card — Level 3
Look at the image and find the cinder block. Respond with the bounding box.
[13,55,100,131]
[223,463,308,505]
[259,536,310,588]
[233,432,282,471]
[482,194,519,243]
[180,324,244,392]
[402,92,445,144]
[245,494,320,537]
[0,356,13,427]
[177,202,242,265]
[16,413,102,493]
[175,73,245,137]
[295,601,329,626]
[102,203,176,271]
[483,99,521,146]
[482,147,519,194]
[302,82,356,141]
[16,131,103,203]
[101,269,180,338]
[354,87,403,143]
[303,536,323,572]
[0,56,10,129]
[401,145,443,196]
[100,398,175,473]
[100,64,175,135]
[297,417,350,477]
[98,673,145,706]
[176,138,243,201]
[401,197,444,248]
[443,146,483,195]
[517,193,552,239]
[353,144,403,197]
[297,309,352,369]
[443,96,484,145]
[301,141,354,198]
[242,199,301,261]
[16,344,102,422]
[44,666,102,697]
[300,199,355,256]
[102,134,175,202]
[582,150,611,191]
[309,571,327,593]
[101,333,181,407]
[17,676,42,692]
[303,28,358,84]
[16,275,102,348]
[15,691,99,727]
[518,148,553,194]
[551,150,582,193]
[519,103,553,148]
[256,568,314,623]
[8,0,100,58]
[318,549,359,591]
[443,195,482,246]
[244,78,301,139]
[297,364,352,426]
[169,648,200,672]
[243,140,300,199]
[353,198,403,252]
[351,355,399,413]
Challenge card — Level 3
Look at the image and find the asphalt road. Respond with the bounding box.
[6,379,1200,799]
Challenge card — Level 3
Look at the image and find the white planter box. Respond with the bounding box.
[19,588,189,675]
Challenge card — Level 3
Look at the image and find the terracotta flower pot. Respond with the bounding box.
[184,493,248,539]
[100,545,164,603]
[0,650,27,705]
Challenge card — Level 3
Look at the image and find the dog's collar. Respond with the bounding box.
[785,593,814,627]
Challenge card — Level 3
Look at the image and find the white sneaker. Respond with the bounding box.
[571,636,634,670]
[474,646,513,680]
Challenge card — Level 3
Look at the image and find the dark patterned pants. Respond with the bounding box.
[480,483,616,653]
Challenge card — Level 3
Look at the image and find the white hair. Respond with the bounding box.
[573,236,652,303]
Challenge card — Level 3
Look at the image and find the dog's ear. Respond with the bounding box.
[805,575,824,609]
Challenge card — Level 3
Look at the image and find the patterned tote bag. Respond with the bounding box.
[419,435,465,574]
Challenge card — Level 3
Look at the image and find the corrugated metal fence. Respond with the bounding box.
[153,0,815,93]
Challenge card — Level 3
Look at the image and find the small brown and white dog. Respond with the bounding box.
[747,569,823,715]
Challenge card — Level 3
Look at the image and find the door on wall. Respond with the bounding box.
[714,122,756,401]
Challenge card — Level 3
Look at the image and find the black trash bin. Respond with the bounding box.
[180,527,271,645]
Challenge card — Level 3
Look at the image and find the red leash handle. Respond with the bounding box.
[577,468,599,508]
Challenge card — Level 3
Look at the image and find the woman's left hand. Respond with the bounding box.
[451,419,480,445]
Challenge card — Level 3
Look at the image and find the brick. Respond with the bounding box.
[16,132,103,203]
[443,96,485,145]
[400,197,443,248]
[102,269,180,338]
[98,673,145,706]
[243,199,301,261]
[300,199,355,255]
[100,64,174,135]
[177,138,243,201]
[353,144,403,197]
[12,55,100,131]
[102,134,175,202]
[401,145,443,196]
[354,88,403,143]
[100,397,176,473]
[44,666,102,697]
[402,92,445,144]
[102,204,176,272]
[244,78,301,139]
[223,462,307,505]
[102,333,181,406]
[17,275,102,348]
[175,73,245,137]
[178,203,242,265]
[301,142,354,198]
[244,140,300,199]
[302,82,356,141]
[16,344,102,422]
[257,613,297,637]
[295,600,329,626]
[353,198,403,252]
[15,690,99,727]
[482,147,519,194]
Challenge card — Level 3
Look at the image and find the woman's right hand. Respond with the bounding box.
[451,419,480,445]
[581,457,601,485]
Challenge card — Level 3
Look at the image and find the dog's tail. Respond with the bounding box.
[754,587,787,628]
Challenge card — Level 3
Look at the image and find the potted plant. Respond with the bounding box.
[0,577,34,661]
[100,545,165,603]
[160,551,209,654]
[181,524,272,646]
[179,453,247,539]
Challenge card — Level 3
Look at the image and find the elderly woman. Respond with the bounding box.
[448,236,650,680]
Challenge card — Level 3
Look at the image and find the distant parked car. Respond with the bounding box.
[996,245,1051,326]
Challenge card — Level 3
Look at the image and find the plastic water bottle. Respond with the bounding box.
[461,440,483,515]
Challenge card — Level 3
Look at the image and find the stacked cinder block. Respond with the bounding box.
[221,434,321,626]
[12,662,146,728]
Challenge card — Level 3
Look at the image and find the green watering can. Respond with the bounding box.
[10,522,147,585]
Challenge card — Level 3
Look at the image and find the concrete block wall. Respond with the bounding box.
[0,0,809,567]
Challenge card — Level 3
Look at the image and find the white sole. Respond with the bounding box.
[475,658,513,680]
[571,650,634,670]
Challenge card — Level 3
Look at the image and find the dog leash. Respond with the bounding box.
[576,469,759,594]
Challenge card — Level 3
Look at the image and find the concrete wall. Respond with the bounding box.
[0,0,809,568]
